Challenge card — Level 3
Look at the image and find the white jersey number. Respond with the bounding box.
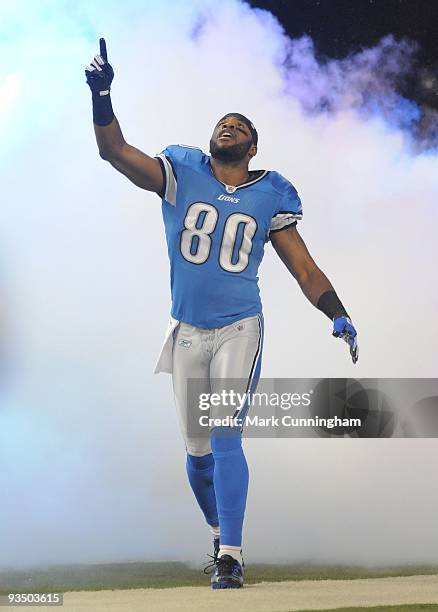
[180,203,257,273]
[180,203,218,265]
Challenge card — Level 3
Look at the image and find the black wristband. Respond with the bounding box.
[92,92,114,126]
[317,290,349,321]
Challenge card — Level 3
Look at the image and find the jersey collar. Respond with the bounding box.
[207,159,269,193]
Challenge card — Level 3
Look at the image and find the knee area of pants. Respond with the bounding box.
[186,452,214,470]
[185,440,213,457]
[210,426,242,455]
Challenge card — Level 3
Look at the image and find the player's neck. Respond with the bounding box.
[210,158,250,187]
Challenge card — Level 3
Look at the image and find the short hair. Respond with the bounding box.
[217,113,258,146]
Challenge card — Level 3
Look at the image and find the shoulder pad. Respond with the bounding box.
[177,144,203,151]
[160,144,204,167]
[269,170,298,197]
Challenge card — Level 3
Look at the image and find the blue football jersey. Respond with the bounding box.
[155,144,303,328]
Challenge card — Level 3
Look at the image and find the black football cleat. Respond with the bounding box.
[211,554,244,589]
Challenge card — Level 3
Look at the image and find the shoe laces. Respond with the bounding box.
[203,555,216,575]
[203,538,220,575]
[215,554,236,574]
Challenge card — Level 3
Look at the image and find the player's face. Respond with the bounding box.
[209,117,255,163]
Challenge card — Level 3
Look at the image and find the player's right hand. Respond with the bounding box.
[85,38,114,96]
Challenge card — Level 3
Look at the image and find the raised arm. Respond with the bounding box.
[85,38,164,195]
[271,224,358,363]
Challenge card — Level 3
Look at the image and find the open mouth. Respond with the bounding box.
[219,132,234,141]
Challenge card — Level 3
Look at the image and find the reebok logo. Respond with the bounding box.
[218,194,240,203]
[178,339,192,348]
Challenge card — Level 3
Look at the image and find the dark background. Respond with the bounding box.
[246,0,437,110]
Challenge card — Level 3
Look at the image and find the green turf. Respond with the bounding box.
[0,562,437,594]
[291,605,438,612]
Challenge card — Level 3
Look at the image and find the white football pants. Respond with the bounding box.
[155,314,264,456]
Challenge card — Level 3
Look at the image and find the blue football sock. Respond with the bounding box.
[186,452,218,529]
[210,426,249,547]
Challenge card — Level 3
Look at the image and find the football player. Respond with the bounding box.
[86,39,358,589]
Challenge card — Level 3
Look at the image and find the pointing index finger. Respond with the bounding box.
[99,38,107,62]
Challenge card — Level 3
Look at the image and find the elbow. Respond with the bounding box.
[98,148,111,161]
[99,144,124,163]
[296,265,321,289]
[295,269,310,287]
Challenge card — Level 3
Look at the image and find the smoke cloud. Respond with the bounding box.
[0,0,437,568]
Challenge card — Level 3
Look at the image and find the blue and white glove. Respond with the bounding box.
[333,316,358,364]
[85,38,114,96]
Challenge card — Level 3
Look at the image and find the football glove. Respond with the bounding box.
[333,316,358,364]
[85,38,114,96]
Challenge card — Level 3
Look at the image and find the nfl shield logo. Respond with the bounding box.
[226,185,237,194]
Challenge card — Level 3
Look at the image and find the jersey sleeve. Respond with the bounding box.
[269,182,303,238]
[154,144,200,206]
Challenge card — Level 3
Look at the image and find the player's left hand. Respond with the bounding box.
[332,316,358,364]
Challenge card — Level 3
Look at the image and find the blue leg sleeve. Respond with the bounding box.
[186,453,218,528]
[210,427,249,547]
